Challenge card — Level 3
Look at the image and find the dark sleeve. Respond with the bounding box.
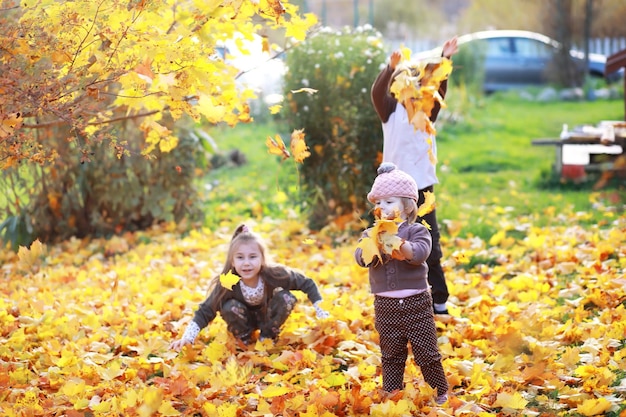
[403,224,432,265]
[354,229,371,267]
[192,285,223,329]
[429,78,448,123]
[371,65,398,123]
[284,269,323,304]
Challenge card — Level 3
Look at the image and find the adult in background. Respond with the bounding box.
[371,37,458,314]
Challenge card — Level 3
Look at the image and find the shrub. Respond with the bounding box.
[282,25,387,230]
[0,121,204,249]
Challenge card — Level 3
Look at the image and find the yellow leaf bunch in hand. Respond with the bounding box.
[389,58,453,135]
[357,210,406,265]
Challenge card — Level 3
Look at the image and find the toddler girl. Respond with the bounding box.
[355,162,448,404]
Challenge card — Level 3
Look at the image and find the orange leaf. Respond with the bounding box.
[266,134,290,160]
[417,190,435,217]
[290,129,310,163]
[0,112,23,139]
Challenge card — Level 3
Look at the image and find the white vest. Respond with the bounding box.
[381,104,438,190]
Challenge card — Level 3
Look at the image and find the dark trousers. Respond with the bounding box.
[374,292,448,394]
[220,290,297,342]
[418,186,449,304]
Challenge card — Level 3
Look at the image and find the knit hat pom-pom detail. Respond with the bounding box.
[377,162,397,175]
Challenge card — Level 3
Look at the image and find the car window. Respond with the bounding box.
[514,38,553,58]
[486,38,512,57]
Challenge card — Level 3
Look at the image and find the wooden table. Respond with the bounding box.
[532,129,625,175]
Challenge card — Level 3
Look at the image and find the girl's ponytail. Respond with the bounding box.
[232,224,250,240]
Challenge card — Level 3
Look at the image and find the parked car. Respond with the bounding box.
[414,30,623,93]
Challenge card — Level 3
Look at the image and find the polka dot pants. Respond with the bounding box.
[374,291,448,395]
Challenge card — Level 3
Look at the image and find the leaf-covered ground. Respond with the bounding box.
[1,213,625,417]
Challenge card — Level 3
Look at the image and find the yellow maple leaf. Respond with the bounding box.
[357,216,405,264]
[417,190,435,217]
[157,400,181,416]
[576,397,612,416]
[261,384,291,398]
[399,46,412,61]
[266,134,291,160]
[17,239,47,271]
[290,129,311,163]
[492,391,528,410]
[284,11,317,40]
[269,104,282,114]
[356,232,381,265]
[219,271,240,290]
[138,386,163,417]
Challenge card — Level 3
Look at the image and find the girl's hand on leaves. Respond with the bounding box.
[316,308,330,319]
[169,339,191,352]
[314,301,330,319]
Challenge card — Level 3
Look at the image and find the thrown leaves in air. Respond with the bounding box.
[220,271,240,290]
[290,129,310,163]
[417,190,435,218]
[290,87,318,95]
[389,57,453,136]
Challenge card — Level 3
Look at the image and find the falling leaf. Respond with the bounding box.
[389,57,452,135]
[220,271,240,290]
[266,134,290,160]
[290,129,310,163]
[269,104,282,114]
[290,87,318,95]
[492,391,528,410]
[417,190,435,217]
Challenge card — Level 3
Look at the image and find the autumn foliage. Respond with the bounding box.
[0,0,315,165]
[0,0,316,247]
[1,214,625,416]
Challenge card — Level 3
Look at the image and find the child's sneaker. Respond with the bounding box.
[435,394,448,405]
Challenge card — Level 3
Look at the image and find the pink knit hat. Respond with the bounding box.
[367,162,419,203]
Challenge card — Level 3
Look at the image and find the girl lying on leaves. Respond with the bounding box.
[170,224,329,351]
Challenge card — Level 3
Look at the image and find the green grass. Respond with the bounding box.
[436,94,625,236]
[199,121,303,229]
[200,94,625,239]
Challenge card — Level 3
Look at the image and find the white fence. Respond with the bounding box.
[389,37,626,57]
[578,37,626,56]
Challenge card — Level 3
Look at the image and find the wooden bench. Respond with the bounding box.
[531,133,625,176]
